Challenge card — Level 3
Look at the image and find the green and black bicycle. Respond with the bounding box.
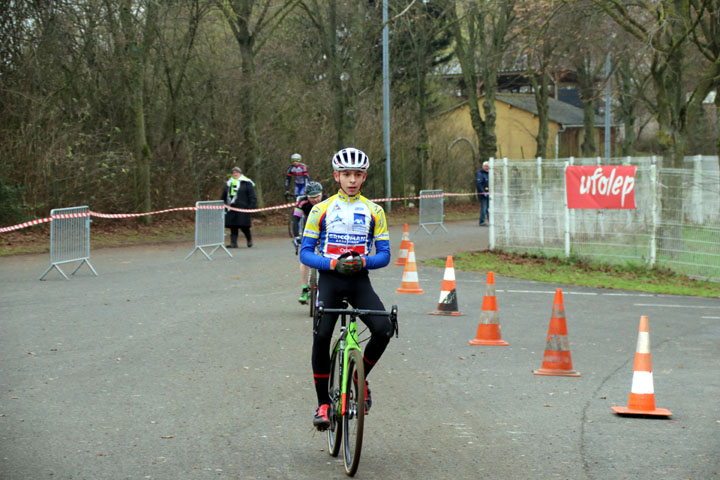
[316,300,399,476]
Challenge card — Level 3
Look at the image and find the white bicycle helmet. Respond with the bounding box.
[331,148,370,172]
[291,153,302,162]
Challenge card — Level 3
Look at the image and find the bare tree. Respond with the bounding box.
[516,0,568,158]
[119,0,158,222]
[217,0,299,173]
[451,0,517,165]
[392,0,453,188]
[594,0,713,166]
[300,0,379,149]
[689,0,720,158]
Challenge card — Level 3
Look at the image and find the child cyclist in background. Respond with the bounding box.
[299,147,393,430]
[292,181,327,304]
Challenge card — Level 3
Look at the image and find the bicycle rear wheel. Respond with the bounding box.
[326,339,342,457]
[308,268,317,318]
[342,349,365,476]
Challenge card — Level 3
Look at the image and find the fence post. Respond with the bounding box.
[39,206,98,280]
[693,154,703,223]
[569,156,576,244]
[489,157,495,250]
[564,161,571,258]
[537,157,544,246]
[502,158,510,244]
[649,159,657,267]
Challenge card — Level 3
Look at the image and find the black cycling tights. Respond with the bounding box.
[312,270,393,405]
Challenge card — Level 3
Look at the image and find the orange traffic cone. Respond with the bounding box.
[396,242,423,294]
[469,272,508,345]
[533,289,580,376]
[428,256,465,316]
[611,316,671,416]
[394,223,411,266]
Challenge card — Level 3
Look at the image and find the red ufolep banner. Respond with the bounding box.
[565,165,637,209]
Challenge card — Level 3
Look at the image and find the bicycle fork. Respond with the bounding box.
[340,322,361,417]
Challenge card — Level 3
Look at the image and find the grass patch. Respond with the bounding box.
[423,251,720,298]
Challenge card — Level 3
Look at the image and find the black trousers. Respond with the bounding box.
[229,226,251,244]
[312,270,393,405]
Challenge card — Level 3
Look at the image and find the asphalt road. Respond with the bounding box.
[1,220,719,479]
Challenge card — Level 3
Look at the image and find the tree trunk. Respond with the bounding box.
[616,58,636,156]
[576,55,597,157]
[532,67,550,158]
[120,0,155,224]
[452,2,513,165]
[238,39,259,172]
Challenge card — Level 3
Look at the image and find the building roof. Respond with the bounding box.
[433,93,617,128]
[496,94,606,127]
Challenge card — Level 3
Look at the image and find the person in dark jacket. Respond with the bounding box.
[475,161,490,226]
[221,166,257,248]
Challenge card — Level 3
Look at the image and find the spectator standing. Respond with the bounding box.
[285,153,310,198]
[476,161,490,226]
[222,166,257,248]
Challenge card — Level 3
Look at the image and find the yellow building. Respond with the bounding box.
[429,93,612,164]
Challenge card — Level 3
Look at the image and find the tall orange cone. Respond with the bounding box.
[396,242,423,294]
[429,256,466,316]
[394,223,410,266]
[533,289,580,376]
[612,316,671,416]
[469,272,508,345]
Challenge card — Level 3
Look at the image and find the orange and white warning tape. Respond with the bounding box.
[88,206,196,219]
[0,192,478,233]
[0,212,90,233]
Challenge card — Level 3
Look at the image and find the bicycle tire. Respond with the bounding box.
[326,339,343,457]
[342,349,365,476]
[287,208,294,238]
[308,268,317,318]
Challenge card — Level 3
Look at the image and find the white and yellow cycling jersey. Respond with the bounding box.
[300,191,391,271]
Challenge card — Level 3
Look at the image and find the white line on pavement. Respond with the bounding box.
[633,304,720,309]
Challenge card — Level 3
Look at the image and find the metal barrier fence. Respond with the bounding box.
[489,155,720,281]
[417,190,447,234]
[186,201,231,260]
[39,206,98,280]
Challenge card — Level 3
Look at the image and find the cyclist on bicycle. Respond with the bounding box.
[299,147,392,430]
[285,153,310,197]
[292,181,327,304]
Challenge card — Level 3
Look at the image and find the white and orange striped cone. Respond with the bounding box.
[469,272,508,345]
[533,289,580,376]
[428,256,465,316]
[394,223,411,266]
[611,316,672,416]
[396,242,423,294]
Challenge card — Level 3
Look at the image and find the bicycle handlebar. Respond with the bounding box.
[319,306,394,317]
[316,302,399,338]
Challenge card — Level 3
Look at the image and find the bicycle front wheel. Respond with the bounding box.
[326,339,342,457]
[287,208,294,238]
[342,349,365,476]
